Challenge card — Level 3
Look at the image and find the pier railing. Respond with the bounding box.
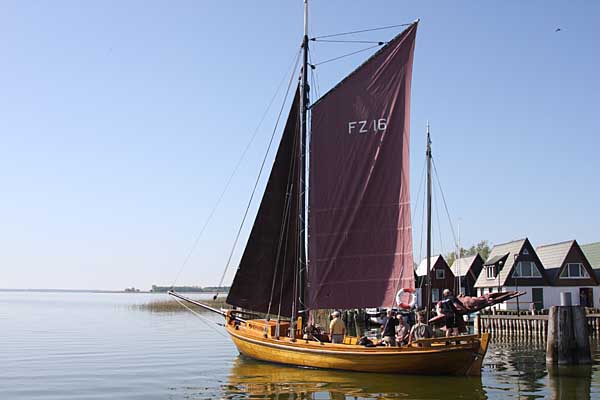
[475,312,600,341]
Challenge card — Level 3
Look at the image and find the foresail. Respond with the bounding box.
[227,89,302,316]
[308,22,417,310]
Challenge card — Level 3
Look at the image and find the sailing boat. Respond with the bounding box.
[170,1,490,376]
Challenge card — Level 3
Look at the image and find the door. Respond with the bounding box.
[532,288,544,310]
[580,288,593,308]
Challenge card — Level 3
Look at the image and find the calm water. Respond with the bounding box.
[1,292,599,399]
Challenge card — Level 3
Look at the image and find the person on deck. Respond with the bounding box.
[408,312,434,345]
[396,315,410,346]
[440,289,467,337]
[380,310,399,346]
[329,311,346,344]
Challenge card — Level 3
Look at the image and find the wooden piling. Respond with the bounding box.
[546,306,591,365]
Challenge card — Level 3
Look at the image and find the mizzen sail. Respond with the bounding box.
[227,90,303,316]
[307,22,417,310]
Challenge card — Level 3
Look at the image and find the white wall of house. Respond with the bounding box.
[476,286,600,310]
[542,286,600,308]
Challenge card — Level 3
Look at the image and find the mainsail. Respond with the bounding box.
[226,90,303,316]
[307,22,418,310]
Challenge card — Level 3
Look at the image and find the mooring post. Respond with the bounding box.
[546,292,591,365]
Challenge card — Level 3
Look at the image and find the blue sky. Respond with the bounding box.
[1,1,598,290]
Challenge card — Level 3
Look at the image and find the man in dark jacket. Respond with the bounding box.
[440,289,467,337]
[380,310,399,346]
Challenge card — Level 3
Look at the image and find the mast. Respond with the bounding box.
[457,220,461,295]
[426,122,432,322]
[299,0,308,316]
[291,0,309,340]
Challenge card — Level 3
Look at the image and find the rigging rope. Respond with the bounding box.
[169,47,303,289]
[311,22,413,40]
[411,158,426,289]
[173,297,229,339]
[312,39,386,44]
[433,179,445,258]
[411,158,427,230]
[266,203,293,317]
[213,48,302,298]
[313,44,382,67]
[308,49,320,100]
[274,138,301,325]
[432,157,459,249]
[265,128,298,319]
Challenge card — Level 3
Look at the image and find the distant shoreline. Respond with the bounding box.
[0,288,222,294]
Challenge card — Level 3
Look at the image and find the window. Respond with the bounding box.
[512,261,542,278]
[486,265,496,279]
[523,248,529,255]
[435,269,445,279]
[560,263,589,279]
[432,288,440,302]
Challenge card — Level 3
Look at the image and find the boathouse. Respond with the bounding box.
[474,238,550,310]
[537,240,600,308]
[415,255,455,304]
[449,254,484,297]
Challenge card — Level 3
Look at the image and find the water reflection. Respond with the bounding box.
[483,341,548,397]
[222,355,486,399]
[548,364,593,400]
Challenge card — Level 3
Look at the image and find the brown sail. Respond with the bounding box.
[307,23,418,310]
[226,90,302,316]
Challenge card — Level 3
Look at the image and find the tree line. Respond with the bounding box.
[445,240,491,266]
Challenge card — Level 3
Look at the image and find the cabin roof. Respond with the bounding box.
[450,255,478,277]
[536,240,574,269]
[582,242,600,269]
[474,238,527,288]
[415,255,442,277]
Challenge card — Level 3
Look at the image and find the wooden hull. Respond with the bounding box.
[225,317,489,376]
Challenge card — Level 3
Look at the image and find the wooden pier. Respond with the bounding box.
[475,311,600,341]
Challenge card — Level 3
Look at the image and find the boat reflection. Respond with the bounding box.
[222,355,486,399]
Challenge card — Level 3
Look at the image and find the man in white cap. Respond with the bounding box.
[329,311,346,344]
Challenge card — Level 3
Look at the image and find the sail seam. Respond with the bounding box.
[314,278,405,285]
[312,226,412,237]
[313,251,412,262]
[311,201,410,213]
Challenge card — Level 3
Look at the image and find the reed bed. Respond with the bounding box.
[133,297,229,313]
